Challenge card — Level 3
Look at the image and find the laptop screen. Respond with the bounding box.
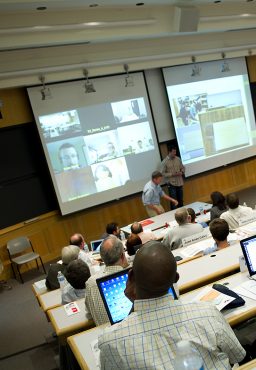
[96,268,177,325]
[240,235,256,276]
[90,239,103,252]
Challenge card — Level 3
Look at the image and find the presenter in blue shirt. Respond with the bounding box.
[142,171,178,217]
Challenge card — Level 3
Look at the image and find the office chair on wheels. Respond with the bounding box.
[7,236,46,283]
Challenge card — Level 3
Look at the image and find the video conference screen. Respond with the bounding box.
[27,73,161,215]
[162,57,256,177]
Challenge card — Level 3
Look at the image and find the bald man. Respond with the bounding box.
[70,233,90,264]
[85,235,128,326]
[130,221,157,244]
[99,241,245,369]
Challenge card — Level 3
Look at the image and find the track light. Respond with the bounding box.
[191,56,201,77]
[124,64,134,87]
[83,69,96,93]
[221,52,230,72]
[39,75,52,100]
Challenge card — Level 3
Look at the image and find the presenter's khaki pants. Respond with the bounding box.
[145,204,165,217]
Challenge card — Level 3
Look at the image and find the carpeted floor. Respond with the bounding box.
[0,264,59,370]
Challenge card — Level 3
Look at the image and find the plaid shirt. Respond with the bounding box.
[85,265,123,326]
[99,295,245,369]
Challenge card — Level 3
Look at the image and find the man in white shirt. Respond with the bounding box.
[162,207,203,250]
[85,235,128,326]
[220,193,253,230]
[98,241,245,369]
[130,221,157,244]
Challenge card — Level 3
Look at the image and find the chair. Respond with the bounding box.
[7,236,46,283]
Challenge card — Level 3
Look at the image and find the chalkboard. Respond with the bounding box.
[0,123,58,229]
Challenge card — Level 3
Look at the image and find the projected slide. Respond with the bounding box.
[163,58,256,177]
[27,73,161,215]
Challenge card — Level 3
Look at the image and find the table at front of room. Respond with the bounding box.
[121,201,212,235]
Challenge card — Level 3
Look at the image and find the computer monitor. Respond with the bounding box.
[96,268,177,325]
[90,239,104,252]
[240,235,256,277]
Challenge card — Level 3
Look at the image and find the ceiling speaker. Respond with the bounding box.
[173,6,200,32]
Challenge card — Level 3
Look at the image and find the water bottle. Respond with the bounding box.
[120,231,126,241]
[174,341,204,370]
[57,271,66,291]
[243,202,247,207]
[83,243,90,253]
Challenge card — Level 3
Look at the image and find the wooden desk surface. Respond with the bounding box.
[37,288,61,312]
[177,242,241,294]
[181,271,256,328]
[48,299,95,338]
[238,359,256,369]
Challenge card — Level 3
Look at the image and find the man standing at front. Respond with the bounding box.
[142,171,178,217]
[162,145,185,209]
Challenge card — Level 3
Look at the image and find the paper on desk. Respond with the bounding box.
[64,302,80,316]
[34,279,46,290]
[180,238,213,257]
[234,280,256,300]
[192,286,235,311]
[90,339,100,368]
[233,286,256,300]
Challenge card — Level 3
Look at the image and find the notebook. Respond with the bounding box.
[240,235,256,278]
[90,239,104,252]
[96,268,177,325]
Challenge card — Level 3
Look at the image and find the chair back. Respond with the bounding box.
[7,237,32,256]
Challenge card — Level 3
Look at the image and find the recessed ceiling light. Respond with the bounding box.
[89,3,99,7]
[36,6,47,10]
[136,2,145,6]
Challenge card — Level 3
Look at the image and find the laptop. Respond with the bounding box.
[240,235,256,279]
[90,239,104,252]
[96,268,177,325]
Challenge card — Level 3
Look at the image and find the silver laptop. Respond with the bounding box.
[90,239,103,252]
[240,235,256,279]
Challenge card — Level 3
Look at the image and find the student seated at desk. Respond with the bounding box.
[130,221,157,244]
[45,245,80,290]
[62,259,91,305]
[162,208,203,250]
[220,193,253,230]
[204,218,230,255]
[98,241,245,369]
[210,191,227,221]
[187,207,208,228]
[125,234,142,263]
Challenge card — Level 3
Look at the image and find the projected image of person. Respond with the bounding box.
[59,143,81,171]
[99,142,119,160]
[94,164,117,192]
[111,97,146,124]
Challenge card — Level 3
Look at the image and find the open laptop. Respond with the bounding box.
[90,239,104,253]
[96,268,177,325]
[240,235,256,279]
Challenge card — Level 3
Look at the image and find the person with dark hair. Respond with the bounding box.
[126,234,142,257]
[85,235,128,325]
[187,207,207,228]
[162,208,203,250]
[210,191,227,221]
[58,142,80,171]
[204,218,230,255]
[61,259,91,304]
[161,146,185,210]
[130,221,157,244]
[99,241,245,369]
[220,193,253,230]
[101,222,121,240]
[142,171,178,217]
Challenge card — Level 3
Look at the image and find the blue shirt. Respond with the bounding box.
[142,180,164,205]
[203,242,218,255]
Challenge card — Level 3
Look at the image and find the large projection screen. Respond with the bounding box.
[27,73,161,215]
[162,57,256,177]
